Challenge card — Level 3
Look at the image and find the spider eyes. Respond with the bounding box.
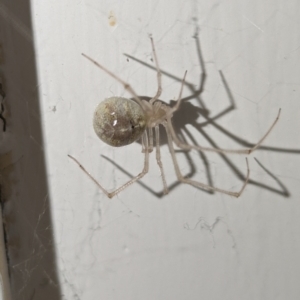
[93,97,147,147]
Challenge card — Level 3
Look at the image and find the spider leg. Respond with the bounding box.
[164,123,250,197]
[168,70,187,116]
[166,68,280,155]
[148,128,154,152]
[81,53,145,110]
[148,36,162,104]
[68,131,150,198]
[155,125,169,194]
[166,108,281,155]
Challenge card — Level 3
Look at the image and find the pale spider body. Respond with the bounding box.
[93,96,173,147]
[68,37,280,198]
[93,97,147,147]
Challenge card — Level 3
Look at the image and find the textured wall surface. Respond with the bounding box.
[1,0,300,299]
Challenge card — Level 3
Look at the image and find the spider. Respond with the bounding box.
[68,36,281,199]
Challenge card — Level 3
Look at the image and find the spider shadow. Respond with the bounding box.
[103,26,297,198]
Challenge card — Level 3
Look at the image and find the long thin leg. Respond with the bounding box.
[82,36,162,111]
[166,68,281,155]
[168,71,187,116]
[82,53,146,110]
[166,108,281,155]
[164,123,250,197]
[155,125,168,194]
[148,127,154,152]
[68,131,150,198]
[148,36,162,104]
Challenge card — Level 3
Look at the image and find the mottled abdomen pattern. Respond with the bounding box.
[93,97,147,147]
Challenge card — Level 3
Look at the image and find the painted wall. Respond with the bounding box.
[1,0,300,299]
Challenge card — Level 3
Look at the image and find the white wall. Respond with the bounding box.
[1,0,300,299]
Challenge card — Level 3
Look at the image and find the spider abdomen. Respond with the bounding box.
[93,97,147,147]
